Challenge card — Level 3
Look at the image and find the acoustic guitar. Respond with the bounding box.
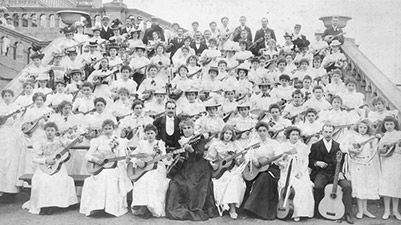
[212,143,261,179]
[86,152,147,175]
[277,157,295,220]
[21,112,52,136]
[39,130,89,175]
[242,150,295,181]
[318,151,345,220]
[0,107,26,127]
[127,148,186,182]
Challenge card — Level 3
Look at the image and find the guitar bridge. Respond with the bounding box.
[327,212,336,216]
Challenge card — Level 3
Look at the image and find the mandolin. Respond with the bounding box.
[0,107,25,127]
[269,128,286,139]
[39,130,89,175]
[380,139,401,158]
[318,151,345,220]
[187,68,203,79]
[277,157,295,220]
[55,125,79,137]
[212,143,261,179]
[235,127,254,139]
[21,112,52,136]
[324,32,346,42]
[127,148,186,182]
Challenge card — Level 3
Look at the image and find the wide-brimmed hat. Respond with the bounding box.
[184,86,199,94]
[30,52,45,60]
[237,102,251,109]
[154,88,167,95]
[330,40,342,47]
[208,66,219,74]
[67,68,84,75]
[204,98,221,108]
[258,80,273,87]
[236,63,250,72]
[36,73,49,81]
[133,43,146,51]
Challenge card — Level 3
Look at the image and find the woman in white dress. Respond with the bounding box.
[80,119,132,217]
[377,116,401,220]
[278,126,314,221]
[346,119,380,219]
[130,124,170,218]
[205,125,246,219]
[22,92,53,174]
[0,90,25,199]
[23,122,78,214]
[14,82,34,108]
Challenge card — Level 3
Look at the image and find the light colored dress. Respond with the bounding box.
[22,137,78,214]
[0,102,25,193]
[378,130,401,198]
[278,141,314,218]
[205,140,246,215]
[345,131,379,199]
[130,139,170,217]
[80,135,132,217]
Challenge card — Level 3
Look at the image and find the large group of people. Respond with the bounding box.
[0,13,400,224]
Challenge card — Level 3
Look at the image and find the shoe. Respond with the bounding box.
[356,212,363,219]
[293,217,300,222]
[229,211,238,219]
[393,212,401,221]
[344,214,354,224]
[363,211,376,218]
[382,212,390,220]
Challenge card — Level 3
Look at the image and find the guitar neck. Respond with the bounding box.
[58,137,81,157]
[147,149,184,165]
[282,158,294,194]
[332,153,342,194]
[359,136,376,146]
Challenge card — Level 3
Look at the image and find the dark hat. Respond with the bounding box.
[30,52,45,60]
[107,43,120,51]
[279,74,291,81]
[87,41,98,47]
[208,66,219,74]
[62,26,75,34]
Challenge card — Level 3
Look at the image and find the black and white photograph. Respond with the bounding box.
[0,0,400,224]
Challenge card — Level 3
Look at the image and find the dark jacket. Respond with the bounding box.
[100,26,114,40]
[233,26,252,42]
[153,115,181,149]
[308,139,345,180]
[254,27,276,42]
[190,41,208,56]
[142,24,165,44]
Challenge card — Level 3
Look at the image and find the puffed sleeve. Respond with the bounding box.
[85,137,100,161]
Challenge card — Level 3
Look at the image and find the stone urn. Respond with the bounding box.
[319,16,352,29]
[56,10,92,27]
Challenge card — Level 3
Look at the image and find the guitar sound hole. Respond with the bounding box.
[222,160,226,166]
[55,154,61,159]
[330,193,337,199]
[103,159,109,163]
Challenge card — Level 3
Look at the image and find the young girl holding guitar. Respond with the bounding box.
[378,116,401,220]
[277,126,314,221]
[205,125,246,219]
[129,124,170,218]
[346,119,380,219]
[80,119,132,217]
[22,122,78,214]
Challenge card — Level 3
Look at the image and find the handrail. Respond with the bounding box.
[341,38,401,112]
[0,26,50,48]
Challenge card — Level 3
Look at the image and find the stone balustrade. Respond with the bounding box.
[341,38,401,117]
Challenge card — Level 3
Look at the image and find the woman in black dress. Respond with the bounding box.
[165,119,217,220]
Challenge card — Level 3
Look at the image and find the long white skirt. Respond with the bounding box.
[22,165,78,214]
[291,176,314,218]
[131,166,170,217]
[80,167,130,217]
[212,165,246,215]
[379,153,401,198]
[0,126,25,193]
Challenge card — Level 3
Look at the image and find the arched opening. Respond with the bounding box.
[94,15,101,27]
[40,14,47,27]
[22,13,28,27]
[31,13,38,27]
[12,13,19,27]
[49,14,55,27]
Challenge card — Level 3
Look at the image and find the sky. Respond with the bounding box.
[106,0,401,83]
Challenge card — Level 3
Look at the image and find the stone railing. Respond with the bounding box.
[0,25,50,89]
[341,37,401,116]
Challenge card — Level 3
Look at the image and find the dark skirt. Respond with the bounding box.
[165,153,217,221]
[243,164,280,220]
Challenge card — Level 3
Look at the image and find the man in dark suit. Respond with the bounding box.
[322,17,344,44]
[100,16,113,40]
[153,100,181,150]
[142,17,165,45]
[254,17,276,42]
[309,123,354,224]
[233,16,252,42]
[190,31,208,56]
[251,31,271,56]
[167,27,185,60]
[291,24,309,52]
[121,17,134,34]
